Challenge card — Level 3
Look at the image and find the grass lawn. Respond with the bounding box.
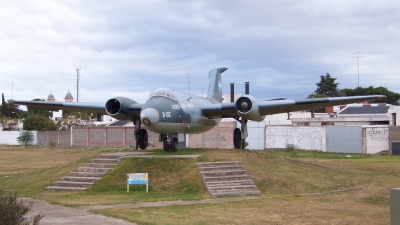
[0,146,398,224]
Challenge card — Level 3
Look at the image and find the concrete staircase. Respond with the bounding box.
[197,161,260,197]
[45,153,123,191]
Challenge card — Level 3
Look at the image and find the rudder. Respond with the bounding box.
[207,67,228,103]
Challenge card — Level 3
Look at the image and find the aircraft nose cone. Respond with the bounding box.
[140,108,159,126]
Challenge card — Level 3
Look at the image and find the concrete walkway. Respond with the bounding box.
[25,198,135,225]
[82,196,261,211]
[26,196,262,225]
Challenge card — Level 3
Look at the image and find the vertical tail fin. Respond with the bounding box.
[207,67,228,102]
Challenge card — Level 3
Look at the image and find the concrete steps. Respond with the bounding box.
[45,153,125,191]
[197,161,260,197]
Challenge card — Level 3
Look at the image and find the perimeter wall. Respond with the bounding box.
[0,123,395,154]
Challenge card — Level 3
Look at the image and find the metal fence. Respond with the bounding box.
[326,126,363,154]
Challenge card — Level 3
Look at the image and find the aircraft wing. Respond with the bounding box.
[202,95,386,119]
[12,100,108,114]
[258,95,386,115]
[11,100,143,119]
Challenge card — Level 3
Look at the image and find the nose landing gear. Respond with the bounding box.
[162,134,178,152]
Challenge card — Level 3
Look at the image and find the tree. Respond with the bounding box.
[342,86,400,105]
[1,93,8,117]
[314,73,340,97]
[1,94,26,119]
[307,73,340,113]
[23,114,56,131]
[16,130,34,146]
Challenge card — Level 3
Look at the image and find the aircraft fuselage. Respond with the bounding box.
[140,88,221,134]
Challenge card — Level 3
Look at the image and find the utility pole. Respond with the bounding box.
[185,74,191,93]
[76,68,80,102]
[351,52,365,87]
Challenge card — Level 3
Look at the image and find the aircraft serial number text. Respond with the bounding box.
[171,104,181,109]
[162,112,171,118]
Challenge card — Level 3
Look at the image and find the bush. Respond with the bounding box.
[286,144,297,157]
[48,141,56,149]
[23,114,56,131]
[0,189,43,225]
[17,131,34,146]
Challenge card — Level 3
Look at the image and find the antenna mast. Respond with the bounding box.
[185,74,191,93]
[76,68,80,102]
[351,52,365,87]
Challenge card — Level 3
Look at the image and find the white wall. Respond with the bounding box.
[266,126,326,151]
[0,130,37,145]
[0,130,21,145]
[266,125,389,154]
[364,126,389,154]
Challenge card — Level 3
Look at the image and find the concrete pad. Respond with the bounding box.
[24,198,134,225]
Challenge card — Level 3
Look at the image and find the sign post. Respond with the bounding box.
[127,173,148,193]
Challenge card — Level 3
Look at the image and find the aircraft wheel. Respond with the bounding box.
[171,138,178,152]
[233,128,241,149]
[138,129,148,150]
[163,139,170,152]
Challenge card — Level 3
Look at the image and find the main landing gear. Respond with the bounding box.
[233,128,241,149]
[233,117,248,149]
[134,118,148,150]
[137,129,148,150]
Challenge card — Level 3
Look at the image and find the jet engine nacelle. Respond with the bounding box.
[105,97,138,121]
[235,95,265,122]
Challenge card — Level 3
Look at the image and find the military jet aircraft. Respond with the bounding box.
[12,68,384,151]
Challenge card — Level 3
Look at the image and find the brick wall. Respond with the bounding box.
[35,122,237,149]
[187,121,236,149]
[37,130,71,146]
[35,126,162,148]
[73,127,162,148]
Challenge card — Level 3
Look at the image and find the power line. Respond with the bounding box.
[351,52,366,87]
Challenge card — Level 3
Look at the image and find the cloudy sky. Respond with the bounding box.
[1,0,399,104]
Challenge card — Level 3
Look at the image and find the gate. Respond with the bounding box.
[392,142,400,155]
[246,121,265,150]
[326,126,362,153]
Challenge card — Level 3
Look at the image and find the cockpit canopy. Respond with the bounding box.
[149,88,178,102]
